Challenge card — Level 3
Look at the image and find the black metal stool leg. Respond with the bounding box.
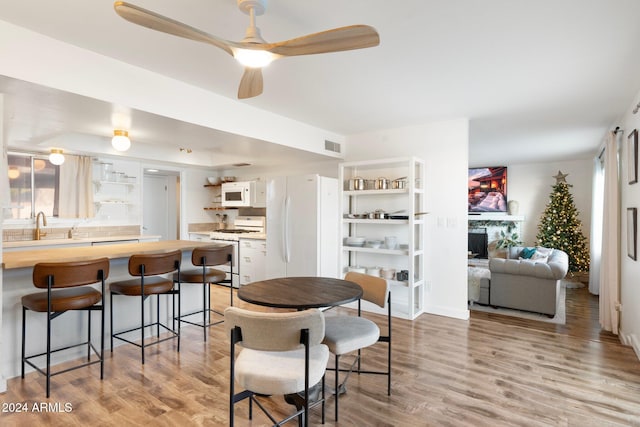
[87,309,92,361]
[21,307,26,378]
[203,281,208,342]
[141,293,145,364]
[335,354,340,421]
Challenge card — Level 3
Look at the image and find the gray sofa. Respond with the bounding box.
[488,246,569,316]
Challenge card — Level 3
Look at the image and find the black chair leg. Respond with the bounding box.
[101,302,105,379]
[21,307,26,378]
[156,294,160,338]
[335,354,340,421]
[203,282,208,342]
[46,310,51,398]
[141,293,145,364]
[176,285,181,352]
[110,293,114,353]
[87,309,92,361]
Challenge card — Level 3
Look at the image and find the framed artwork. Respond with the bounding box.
[628,208,637,260]
[628,129,638,185]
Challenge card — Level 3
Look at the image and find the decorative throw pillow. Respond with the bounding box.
[536,247,553,256]
[531,247,553,263]
[521,247,536,259]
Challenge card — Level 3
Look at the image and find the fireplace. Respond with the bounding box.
[468,228,488,259]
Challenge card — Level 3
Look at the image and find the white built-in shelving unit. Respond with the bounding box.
[339,157,426,320]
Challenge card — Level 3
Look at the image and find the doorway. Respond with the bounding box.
[143,170,180,240]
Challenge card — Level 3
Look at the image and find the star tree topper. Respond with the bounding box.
[553,170,571,186]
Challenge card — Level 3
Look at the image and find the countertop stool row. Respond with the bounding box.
[20,245,234,398]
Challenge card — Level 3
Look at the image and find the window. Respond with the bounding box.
[7,153,59,219]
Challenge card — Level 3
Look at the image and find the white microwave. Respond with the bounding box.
[221,181,266,207]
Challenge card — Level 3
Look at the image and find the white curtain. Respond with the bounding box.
[589,152,605,294]
[58,155,95,218]
[599,131,620,334]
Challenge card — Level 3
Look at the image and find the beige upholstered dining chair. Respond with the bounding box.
[322,271,391,421]
[225,307,329,427]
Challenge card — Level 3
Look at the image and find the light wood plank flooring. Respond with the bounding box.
[1,286,639,426]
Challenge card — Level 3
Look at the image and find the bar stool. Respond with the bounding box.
[110,250,181,364]
[173,245,234,341]
[22,257,109,398]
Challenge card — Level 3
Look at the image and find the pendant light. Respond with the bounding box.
[112,129,131,151]
[49,149,65,165]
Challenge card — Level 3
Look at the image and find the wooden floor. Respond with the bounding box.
[1,285,639,426]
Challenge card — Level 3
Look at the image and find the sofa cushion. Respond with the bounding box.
[490,247,568,280]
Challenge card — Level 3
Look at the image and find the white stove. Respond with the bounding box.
[209,216,265,288]
[210,216,266,241]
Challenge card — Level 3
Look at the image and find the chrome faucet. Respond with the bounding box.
[35,211,47,240]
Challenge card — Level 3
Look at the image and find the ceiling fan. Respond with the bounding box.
[114,0,380,99]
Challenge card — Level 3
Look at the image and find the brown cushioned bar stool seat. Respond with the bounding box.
[110,250,182,364]
[22,257,109,398]
[173,245,233,341]
[22,287,102,312]
[110,276,176,296]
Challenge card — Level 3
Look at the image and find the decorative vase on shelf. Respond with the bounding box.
[507,200,519,215]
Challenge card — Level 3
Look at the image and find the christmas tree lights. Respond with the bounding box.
[535,171,590,273]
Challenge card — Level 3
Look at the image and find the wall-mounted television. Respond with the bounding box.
[468,166,507,213]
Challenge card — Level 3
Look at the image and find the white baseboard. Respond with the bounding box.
[619,329,640,362]
[423,304,469,320]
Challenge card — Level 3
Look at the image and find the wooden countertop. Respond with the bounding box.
[2,240,220,270]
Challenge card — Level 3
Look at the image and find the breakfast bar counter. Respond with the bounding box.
[1,240,226,392]
[2,239,215,269]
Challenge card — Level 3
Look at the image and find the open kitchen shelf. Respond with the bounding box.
[204,206,237,211]
[342,188,408,196]
[339,157,426,320]
[343,246,409,256]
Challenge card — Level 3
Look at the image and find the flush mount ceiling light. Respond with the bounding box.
[112,129,131,151]
[49,149,65,165]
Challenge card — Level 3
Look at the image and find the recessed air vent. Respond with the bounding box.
[325,140,341,153]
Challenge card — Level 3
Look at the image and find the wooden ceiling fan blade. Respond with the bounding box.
[238,68,264,99]
[268,25,379,56]
[114,1,235,55]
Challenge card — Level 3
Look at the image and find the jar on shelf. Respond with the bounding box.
[100,162,113,181]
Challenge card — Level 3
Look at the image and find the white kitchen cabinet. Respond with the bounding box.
[339,157,426,320]
[239,238,267,285]
[188,232,211,241]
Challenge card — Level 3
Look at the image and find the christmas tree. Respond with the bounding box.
[535,171,590,272]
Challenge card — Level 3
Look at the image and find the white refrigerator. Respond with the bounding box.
[266,174,339,279]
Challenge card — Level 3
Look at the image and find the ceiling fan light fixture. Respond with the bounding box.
[49,149,65,166]
[112,129,131,151]
[234,48,275,68]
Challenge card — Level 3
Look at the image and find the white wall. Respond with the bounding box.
[0,20,344,160]
[346,119,470,320]
[0,94,5,392]
[618,89,640,359]
[507,158,593,246]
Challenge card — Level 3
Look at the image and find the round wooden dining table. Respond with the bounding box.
[237,276,363,309]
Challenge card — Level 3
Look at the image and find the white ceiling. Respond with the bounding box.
[2,0,640,167]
